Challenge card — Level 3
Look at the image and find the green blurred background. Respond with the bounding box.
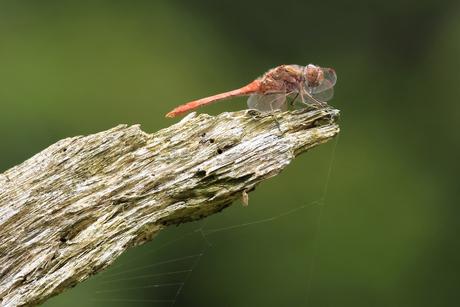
[1,1,459,306]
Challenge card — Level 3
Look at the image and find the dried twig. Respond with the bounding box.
[0,108,339,306]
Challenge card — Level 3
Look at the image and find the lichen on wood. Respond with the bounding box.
[0,108,339,307]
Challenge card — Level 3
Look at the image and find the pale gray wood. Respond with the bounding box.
[0,108,339,307]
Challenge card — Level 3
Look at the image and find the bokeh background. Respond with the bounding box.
[1,1,459,306]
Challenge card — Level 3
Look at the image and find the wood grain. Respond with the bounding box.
[0,108,339,306]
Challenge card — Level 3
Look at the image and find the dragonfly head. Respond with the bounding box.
[304,64,324,89]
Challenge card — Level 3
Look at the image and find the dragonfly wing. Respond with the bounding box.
[311,87,334,102]
[322,68,337,87]
[247,93,287,112]
[279,100,288,111]
[247,93,260,109]
[290,86,334,108]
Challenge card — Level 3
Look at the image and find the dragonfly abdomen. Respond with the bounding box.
[165,80,261,117]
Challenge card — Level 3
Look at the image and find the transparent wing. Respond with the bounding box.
[307,68,337,94]
[279,100,288,111]
[290,86,334,109]
[311,87,334,101]
[247,93,287,112]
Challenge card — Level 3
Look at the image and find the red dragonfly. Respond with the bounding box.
[166,64,337,118]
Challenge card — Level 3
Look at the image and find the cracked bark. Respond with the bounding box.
[0,108,340,307]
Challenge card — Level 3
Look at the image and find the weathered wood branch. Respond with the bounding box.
[0,108,339,307]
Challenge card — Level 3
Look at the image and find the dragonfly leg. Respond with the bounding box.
[270,99,281,129]
[289,93,303,109]
[300,91,324,109]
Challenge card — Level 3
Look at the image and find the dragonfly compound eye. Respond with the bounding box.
[305,65,324,89]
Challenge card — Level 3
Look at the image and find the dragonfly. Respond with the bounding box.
[165,64,337,119]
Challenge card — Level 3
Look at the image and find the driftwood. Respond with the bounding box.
[0,108,340,307]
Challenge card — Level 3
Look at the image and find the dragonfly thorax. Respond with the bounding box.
[262,65,305,95]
